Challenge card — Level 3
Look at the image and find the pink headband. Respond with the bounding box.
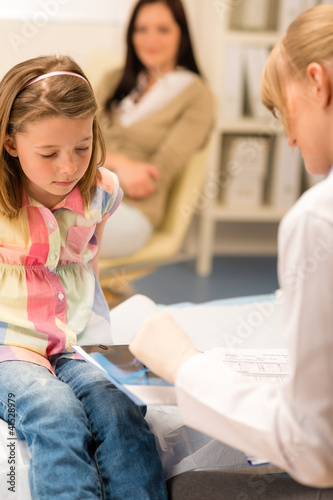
[23,71,89,89]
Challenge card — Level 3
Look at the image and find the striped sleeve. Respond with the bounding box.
[96,167,123,218]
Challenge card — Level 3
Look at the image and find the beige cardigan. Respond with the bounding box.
[96,68,214,228]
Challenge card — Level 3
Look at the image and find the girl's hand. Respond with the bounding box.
[104,153,162,199]
[129,312,198,385]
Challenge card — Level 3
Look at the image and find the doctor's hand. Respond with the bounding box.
[129,312,198,385]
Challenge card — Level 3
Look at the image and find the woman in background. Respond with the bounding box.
[97,0,214,258]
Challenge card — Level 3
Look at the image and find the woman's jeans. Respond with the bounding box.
[0,359,167,500]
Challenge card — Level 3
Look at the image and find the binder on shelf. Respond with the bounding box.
[278,0,318,33]
[229,0,272,31]
[222,135,270,177]
[269,135,302,209]
[223,177,265,207]
[221,135,271,207]
[244,46,271,119]
[222,45,244,120]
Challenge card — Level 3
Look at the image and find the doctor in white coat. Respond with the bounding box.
[130,4,333,489]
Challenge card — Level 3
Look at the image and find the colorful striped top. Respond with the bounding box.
[0,167,122,373]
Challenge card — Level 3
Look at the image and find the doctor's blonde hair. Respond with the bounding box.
[0,55,105,218]
[261,4,333,129]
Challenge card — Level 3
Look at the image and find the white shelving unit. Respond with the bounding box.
[195,0,319,276]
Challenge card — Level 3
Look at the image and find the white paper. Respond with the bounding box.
[110,294,285,352]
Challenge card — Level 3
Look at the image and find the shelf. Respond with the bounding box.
[224,30,280,46]
[218,117,284,135]
[196,0,313,276]
[211,204,287,222]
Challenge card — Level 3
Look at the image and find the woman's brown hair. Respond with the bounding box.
[104,0,201,110]
[0,55,105,218]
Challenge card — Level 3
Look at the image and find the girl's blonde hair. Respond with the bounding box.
[0,55,105,218]
[261,4,333,128]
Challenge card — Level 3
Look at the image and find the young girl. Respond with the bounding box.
[130,4,333,488]
[0,55,167,499]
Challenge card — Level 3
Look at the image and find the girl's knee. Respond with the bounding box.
[19,378,86,430]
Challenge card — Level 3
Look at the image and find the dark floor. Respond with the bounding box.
[131,255,279,305]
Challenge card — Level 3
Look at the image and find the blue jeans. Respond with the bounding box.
[0,359,167,500]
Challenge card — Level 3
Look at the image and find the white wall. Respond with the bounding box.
[0,0,207,90]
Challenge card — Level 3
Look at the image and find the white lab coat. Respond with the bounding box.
[176,171,333,488]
